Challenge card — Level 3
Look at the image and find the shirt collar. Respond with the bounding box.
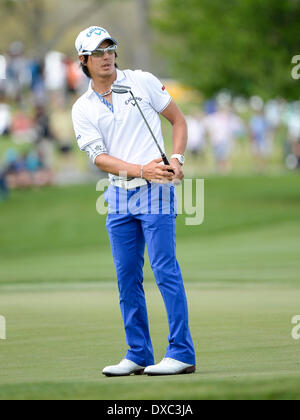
[86,68,127,99]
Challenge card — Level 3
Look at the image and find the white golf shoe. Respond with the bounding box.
[102,359,145,377]
[144,358,196,376]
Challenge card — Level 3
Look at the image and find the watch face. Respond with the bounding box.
[179,156,185,165]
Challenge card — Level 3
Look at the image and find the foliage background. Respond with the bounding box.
[1,0,300,98]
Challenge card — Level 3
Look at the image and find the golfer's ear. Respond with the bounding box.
[79,55,86,65]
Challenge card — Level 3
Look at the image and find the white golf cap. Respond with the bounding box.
[75,26,118,56]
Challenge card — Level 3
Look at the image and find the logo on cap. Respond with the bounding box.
[87,27,107,38]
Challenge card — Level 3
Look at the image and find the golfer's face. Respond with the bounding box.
[85,40,116,78]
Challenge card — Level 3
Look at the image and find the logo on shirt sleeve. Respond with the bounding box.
[95,145,106,152]
[162,85,166,91]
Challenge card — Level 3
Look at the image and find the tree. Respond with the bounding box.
[152,0,300,99]
[0,0,115,57]
[0,0,156,71]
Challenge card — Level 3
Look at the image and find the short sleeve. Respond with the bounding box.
[72,101,103,150]
[138,71,172,113]
[83,139,108,164]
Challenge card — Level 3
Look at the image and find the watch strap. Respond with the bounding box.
[171,154,185,165]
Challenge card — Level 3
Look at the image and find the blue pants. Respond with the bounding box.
[105,183,196,367]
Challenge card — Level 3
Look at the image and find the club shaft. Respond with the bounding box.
[130,91,170,165]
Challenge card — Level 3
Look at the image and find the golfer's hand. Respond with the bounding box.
[143,158,174,183]
[170,158,184,185]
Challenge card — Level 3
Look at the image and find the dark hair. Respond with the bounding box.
[81,53,118,79]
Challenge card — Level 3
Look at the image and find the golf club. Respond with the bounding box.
[112,84,175,174]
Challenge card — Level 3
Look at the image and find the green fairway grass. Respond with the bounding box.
[0,283,300,400]
[0,174,300,400]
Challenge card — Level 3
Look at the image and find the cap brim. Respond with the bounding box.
[78,37,118,56]
[96,37,118,48]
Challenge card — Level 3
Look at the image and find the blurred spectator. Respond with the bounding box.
[0,55,6,91]
[11,110,34,142]
[249,110,272,171]
[33,105,56,174]
[65,57,83,95]
[203,103,244,174]
[3,148,31,189]
[283,102,300,170]
[28,58,47,106]
[5,41,31,103]
[2,147,53,190]
[0,92,12,136]
[44,51,67,106]
[186,113,207,159]
[265,99,282,132]
[25,149,53,186]
[203,99,217,115]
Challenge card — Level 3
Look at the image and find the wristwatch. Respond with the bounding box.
[171,154,185,166]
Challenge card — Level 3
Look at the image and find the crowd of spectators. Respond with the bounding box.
[0,41,88,200]
[1,40,300,200]
[186,93,300,174]
[0,41,86,106]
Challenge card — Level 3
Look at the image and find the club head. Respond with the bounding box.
[112,84,132,94]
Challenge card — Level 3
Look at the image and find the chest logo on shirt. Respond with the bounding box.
[125,97,143,106]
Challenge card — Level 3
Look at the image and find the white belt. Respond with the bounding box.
[111,178,148,190]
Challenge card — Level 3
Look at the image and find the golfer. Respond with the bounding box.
[72,26,196,376]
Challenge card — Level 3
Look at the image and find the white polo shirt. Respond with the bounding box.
[72,69,172,180]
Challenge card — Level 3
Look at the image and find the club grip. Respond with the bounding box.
[162,154,175,174]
